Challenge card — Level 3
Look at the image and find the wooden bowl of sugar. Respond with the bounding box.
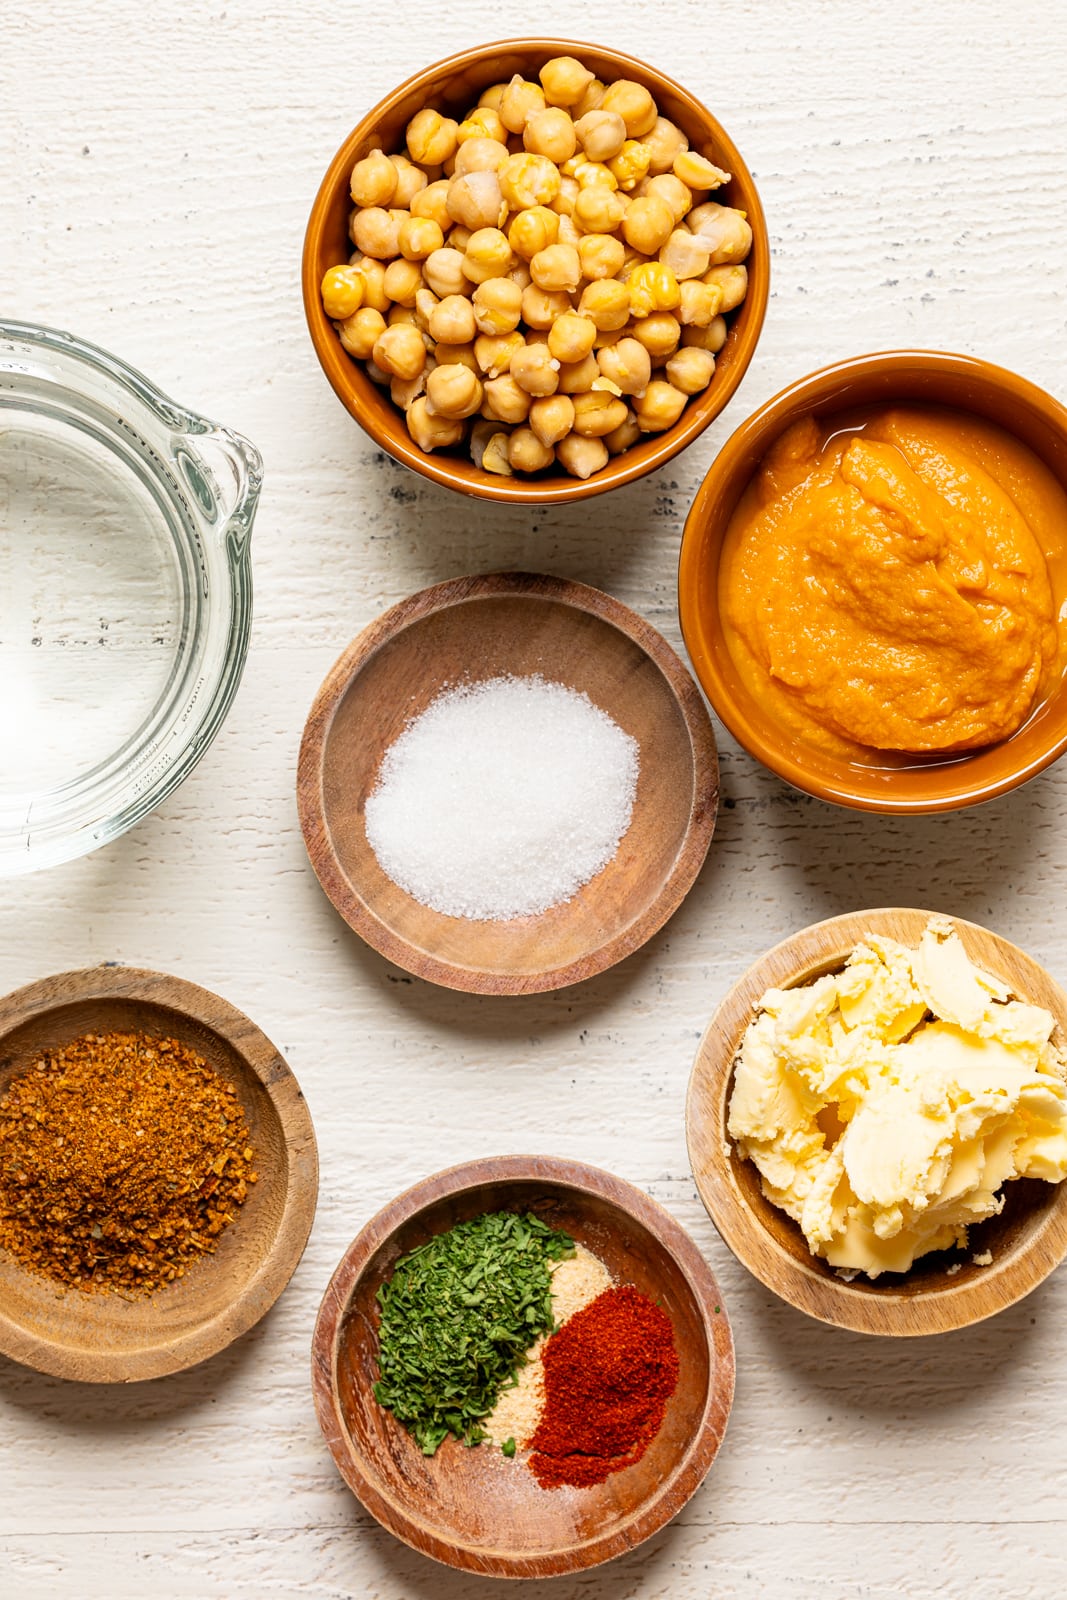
[297,572,718,994]
[0,966,318,1381]
[312,1154,734,1577]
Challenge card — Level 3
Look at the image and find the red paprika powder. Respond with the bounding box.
[528,1283,679,1489]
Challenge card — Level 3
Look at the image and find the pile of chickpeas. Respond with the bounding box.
[320,55,752,480]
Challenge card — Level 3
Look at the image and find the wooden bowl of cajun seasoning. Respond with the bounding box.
[312,1155,734,1578]
[297,571,719,995]
[0,967,318,1382]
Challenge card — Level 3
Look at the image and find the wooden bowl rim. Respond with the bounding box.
[678,348,1067,814]
[301,35,769,505]
[296,570,719,994]
[310,1153,735,1578]
[0,966,319,1382]
[685,908,1067,1335]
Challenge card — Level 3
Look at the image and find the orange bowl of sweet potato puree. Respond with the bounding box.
[679,351,1067,812]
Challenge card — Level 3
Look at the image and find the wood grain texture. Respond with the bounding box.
[297,572,718,993]
[5,0,1067,1593]
[0,967,319,1380]
[302,39,769,505]
[686,909,1067,1334]
[311,1156,733,1577]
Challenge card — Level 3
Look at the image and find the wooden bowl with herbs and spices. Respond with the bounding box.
[311,1155,734,1578]
[0,966,318,1382]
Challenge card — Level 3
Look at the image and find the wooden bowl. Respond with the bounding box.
[297,571,719,994]
[686,909,1067,1335]
[0,967,319,1382]
[678,350,1067,812]
[302,37,769,504]
[311,1155,734,1578]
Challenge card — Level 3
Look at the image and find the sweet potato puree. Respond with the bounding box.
[720,406,1067,755]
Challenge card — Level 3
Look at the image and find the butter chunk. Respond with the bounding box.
[727,920,1067,1277]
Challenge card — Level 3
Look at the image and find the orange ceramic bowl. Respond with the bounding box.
[302,38,769,505]
[678,350,1067,813]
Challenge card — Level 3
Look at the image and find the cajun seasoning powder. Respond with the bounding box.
[0,1030,257,1294]
[528,1284,679,1489]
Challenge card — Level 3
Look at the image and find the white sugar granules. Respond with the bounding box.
[364,674,639,921]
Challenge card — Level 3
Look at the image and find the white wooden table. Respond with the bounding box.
[5,3,1067,1594]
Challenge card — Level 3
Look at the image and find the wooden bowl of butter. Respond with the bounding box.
[686,909,1067,1334]
[678,350,1067,813]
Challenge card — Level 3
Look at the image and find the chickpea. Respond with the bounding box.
[454,136,510,176]
[390,366,429,411]
[470,418,505,470]
[691,204,752,265]
[383,257,423,307]
[478,83,508,113]
[407,395,465,452]
[458,107,507,146]
[481,373,531,423]
[569,391,628,437]
[631,312,681,359]
[406,108,459,167]
[389,155,428,207]
[528,394,575,447]
[428,294,477,344]
[573,186,626,234]
[634,379,687,432]
[621,194,675,255]
[627,261,681,317]
[608,140,651,192]
[557,214,584,252]
[351,256,390,312]
[578,234,626,281]
[595,337,651,396]
[448,225,473,253]
[462,228,514,284]
[510,342,560,396]
[508,260,533,291]
[530,243,581,293]
[556,432,609,480]
[372,323,427,382]
[678,279,721,326]
[604,410,641,454]
[523,107,577,163]
[646,174,693,223]
[682,315,728,353]
[350,149,398,207]
[423,246,469,298]
[472,277,523,335]
[574,109,627,163]
[703,263,748,311]
[539,55,596,108]
[321,264,364,320]
[546,312,597,364]
[557,352,601,394]
[351,206,403,260]
[521,284,572,329]
[337,306,386,359]
[426,363,483,419]
[509,205,559,260]
[660,228,711,281]
[600,79,657,137]
[551,175,580,217]
[433,340,479,372]
[398,215,444,261]
[413,287,438,332]
[574,77,606,118]
[499,75,546,134]
[446,171,506,230]
[386,308,418,328]
[363,358,391,386]
[665,347,716,395]
[644,117,688,175]
[499,153,561,211]
[410,179,452,231]
[508,426,554,473]
[673,150,731,192]
[481,430,513,475]
[578,279,630,331]
[573,159,618,191]
[474,331,525,378]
